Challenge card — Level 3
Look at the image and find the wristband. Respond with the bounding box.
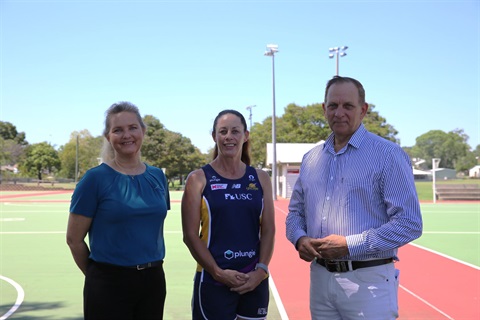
[255,263,269,277]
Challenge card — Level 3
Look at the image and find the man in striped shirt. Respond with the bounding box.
[286,76,423,320]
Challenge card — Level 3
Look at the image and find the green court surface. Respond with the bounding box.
[0,192,283,319]
[412,203,480,266]
[0,191,478,319]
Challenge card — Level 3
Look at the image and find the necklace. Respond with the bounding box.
[112,159,144,179]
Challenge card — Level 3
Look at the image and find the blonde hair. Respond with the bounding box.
[100,101,146,162]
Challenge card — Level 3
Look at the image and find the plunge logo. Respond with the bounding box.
[224,249,256,260]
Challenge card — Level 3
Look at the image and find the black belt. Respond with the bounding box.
[316,258,393,273]
[127,260,163,270]
[92,259,163,271]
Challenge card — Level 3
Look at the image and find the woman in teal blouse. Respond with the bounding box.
[67,101,170,320]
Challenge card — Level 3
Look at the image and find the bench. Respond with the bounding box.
[32,179,58,186]
[435,184,480,201]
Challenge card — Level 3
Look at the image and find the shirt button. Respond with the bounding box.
[326,196,330,200]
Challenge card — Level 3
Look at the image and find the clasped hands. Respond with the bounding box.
[215,268,266,295]
[296,234,349,262]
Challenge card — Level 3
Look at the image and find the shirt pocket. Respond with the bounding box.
[340,175,374,208]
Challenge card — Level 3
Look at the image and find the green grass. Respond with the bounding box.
[414,179,480,201]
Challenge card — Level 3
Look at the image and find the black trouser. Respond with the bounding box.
[84,260,166,320]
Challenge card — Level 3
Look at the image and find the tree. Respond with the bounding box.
[279,103,330,143]
[411,129,472,170]
[159,131,205,185]
[0,121,28,167]
[142,115,167,166]
[249,102,399,168]
[20,142,61,180]
[141,115,205,185]
[363,104,399,144]
[473,145,480,159]
[0,121,28,145]
[58,130,103,179]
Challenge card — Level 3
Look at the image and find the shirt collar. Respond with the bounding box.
[324,123,367,152]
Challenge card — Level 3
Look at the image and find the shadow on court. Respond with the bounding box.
[0,301,82,320]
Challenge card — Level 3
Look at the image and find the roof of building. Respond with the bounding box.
[266,141,324,164]
[412,168,431,175]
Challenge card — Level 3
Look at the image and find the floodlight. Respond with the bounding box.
[328,45,349,75]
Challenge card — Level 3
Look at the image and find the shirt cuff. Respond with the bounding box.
[345,233,365,256]
[292,231,308,249]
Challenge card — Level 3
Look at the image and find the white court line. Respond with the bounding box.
[0,210,66,213]
[0,231,65,234]
[0,275,25,320]
[422,231,480,234]
[272,203,476,318]
[0,230,183,235]
[399,285,454,320]
[2,203,68,207]
[269,276,289,320]
[409,242,480,270]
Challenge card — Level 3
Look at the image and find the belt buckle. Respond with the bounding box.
[325,260,351,272]
[136,262,151,270]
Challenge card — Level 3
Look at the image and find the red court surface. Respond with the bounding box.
[270,198,480,320]
[0,190,72,200]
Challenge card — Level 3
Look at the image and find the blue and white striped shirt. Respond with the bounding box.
[286,124,423,261]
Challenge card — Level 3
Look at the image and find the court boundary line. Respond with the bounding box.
[399,284,454,319]
[0,275,25,320]
[422,231,480,234]
[409,242,480,270]
[268,277,289,320]
[0,230,182,235]
[271,200,480,319]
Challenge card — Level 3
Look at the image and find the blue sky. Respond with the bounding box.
[1,0,479,154]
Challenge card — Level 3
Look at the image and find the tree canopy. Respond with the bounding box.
[142,115,204,184]
[58,130,103,179]
[3,104,479,181]
[21,142,61,180]
[249,102,400,168]
[411,129,475,171]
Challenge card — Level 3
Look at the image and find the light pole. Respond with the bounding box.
[329,46,348,76]
[245,105,256,129]
[75,134,79,184]
[264,44,278,200]
[432,158,441,204]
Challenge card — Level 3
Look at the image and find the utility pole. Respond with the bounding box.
[245,105,256,129]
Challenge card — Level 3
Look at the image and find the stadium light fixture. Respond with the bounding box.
[245,105,257,129]
[328,46,348,76]
[264,44,278,200]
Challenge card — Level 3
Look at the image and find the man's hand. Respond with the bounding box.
[296,236,322,262]
[296,235,349,262]
[315,234,349,260]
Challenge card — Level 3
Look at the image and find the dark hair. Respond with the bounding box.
[324,76,366,105]
[212,109,251,166]
[100,101,146,162]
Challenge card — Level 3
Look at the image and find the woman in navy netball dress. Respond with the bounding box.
[181,109,275,320]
